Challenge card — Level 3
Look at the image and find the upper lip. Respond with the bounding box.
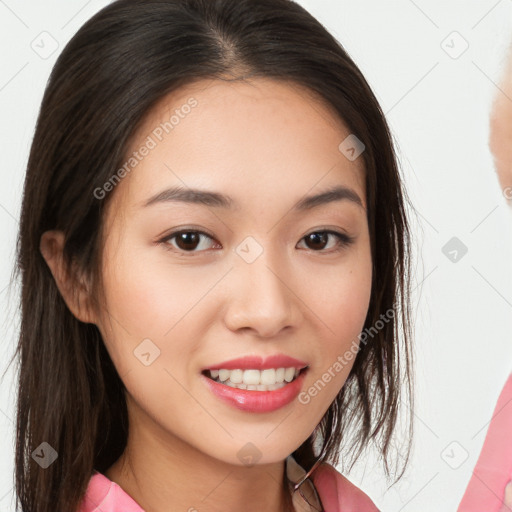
[203,354,309,371]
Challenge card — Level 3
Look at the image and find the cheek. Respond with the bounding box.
[100,240,204,332]
[306,242,372,340]
[299,243,372,406]
[100,255,171,335]
[311,272,371,379]
[95,249,208,421]
[96,244,199,373]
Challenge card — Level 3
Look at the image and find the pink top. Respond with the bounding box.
[78,454,380,512]
[458,373,512,511]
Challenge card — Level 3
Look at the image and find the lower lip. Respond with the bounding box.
[201,369,308,413]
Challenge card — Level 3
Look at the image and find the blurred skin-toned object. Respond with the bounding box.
[501,482,512,512]
[457,37,512,512]
[489,38,512,205]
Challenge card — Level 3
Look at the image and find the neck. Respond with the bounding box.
[104,397,293,512]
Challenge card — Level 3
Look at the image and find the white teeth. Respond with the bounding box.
[230,369,244,384]
[225,381,287,391]
[207,366,304,388]
[218,369,230,382]
[284,367,296,382]
[260,369,276,386]
[243,369,261,386]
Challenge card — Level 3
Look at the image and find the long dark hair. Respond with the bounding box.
[8,0,414,510]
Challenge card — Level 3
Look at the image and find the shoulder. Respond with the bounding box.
[312,461,380,512]
[78,472,145,512]
[457,373,512,511]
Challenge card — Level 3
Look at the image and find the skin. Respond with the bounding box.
[501,483,512,512]
[40,77,372,512]
[489,39,512,205]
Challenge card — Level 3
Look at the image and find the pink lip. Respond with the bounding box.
[202,354,308,371]
[201,367,309,413]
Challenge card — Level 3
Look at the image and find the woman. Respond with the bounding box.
[10,1,414,510]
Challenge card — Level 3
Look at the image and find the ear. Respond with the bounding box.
[40,230,97,325]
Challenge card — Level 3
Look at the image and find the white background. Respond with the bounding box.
[1,1,512,511]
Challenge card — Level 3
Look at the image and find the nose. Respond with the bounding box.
[223,248,303,338]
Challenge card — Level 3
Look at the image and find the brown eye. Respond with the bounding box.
[162,230,217,253]
[174,232,201,251]
[298,231,354,252]
[304,232,329,250]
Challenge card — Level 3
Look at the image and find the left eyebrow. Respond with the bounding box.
[294,185,364,211]
[142,184,364,211]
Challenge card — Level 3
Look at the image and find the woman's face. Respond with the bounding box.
[95,77,372,466]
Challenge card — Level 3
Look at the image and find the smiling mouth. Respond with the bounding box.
[201,367,308,392]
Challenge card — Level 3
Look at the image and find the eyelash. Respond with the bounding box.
[158,228,355,255]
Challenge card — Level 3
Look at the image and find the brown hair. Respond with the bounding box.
[7,0,414,510]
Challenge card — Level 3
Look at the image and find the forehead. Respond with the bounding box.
[109,77,366,214]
